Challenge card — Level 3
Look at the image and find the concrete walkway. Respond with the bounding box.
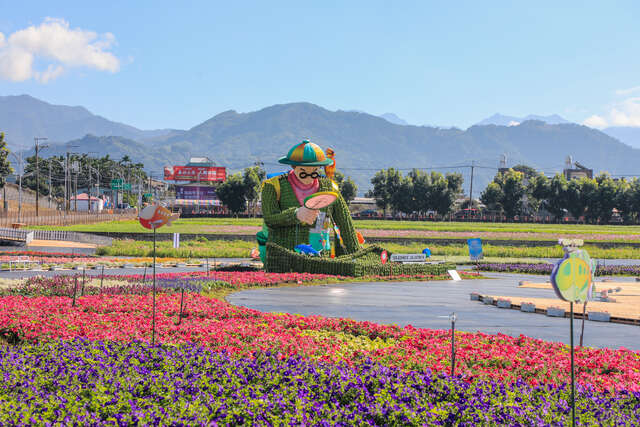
[227,273,640,350]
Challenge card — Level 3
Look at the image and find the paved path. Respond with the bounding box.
[228,273,640,350]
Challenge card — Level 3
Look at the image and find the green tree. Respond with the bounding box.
[391,175,414,215]
[565,178,588,221]
[480,182,503,212]
[593,173,619,223]
[0,132,13,191]
[528,174,550,214]
[242,165,265,217]
[480,169,526,219]
[367,168,402,217]
[216,173,247,215]
[333,171,358,204]
[546,174,569,219]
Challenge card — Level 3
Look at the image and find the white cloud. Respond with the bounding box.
[583,97,640,128]
[0,18,119,83]
[583,115,608,129]
[615,86,640,96]
[507,120,520,127]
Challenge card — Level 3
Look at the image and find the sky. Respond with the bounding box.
[1,1,639,130]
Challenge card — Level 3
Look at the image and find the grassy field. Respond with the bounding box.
[96,238,255,258]
[28,217,640,236]
[96,238,640,260]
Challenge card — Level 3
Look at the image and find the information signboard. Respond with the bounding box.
[467,238,483,261]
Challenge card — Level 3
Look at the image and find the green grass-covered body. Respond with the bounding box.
[266,243,452,277]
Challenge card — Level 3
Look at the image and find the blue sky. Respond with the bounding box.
[1,1,639,130]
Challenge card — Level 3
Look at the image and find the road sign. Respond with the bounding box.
[111,180,131,190]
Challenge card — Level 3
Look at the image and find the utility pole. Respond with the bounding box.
[469,160,475,208]
[88,164,92,212]
[9,151,24,222]
[48,162,52,209]
[65,152,70,212]
[34,137,48,216]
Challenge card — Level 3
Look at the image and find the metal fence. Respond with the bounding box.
[32,229,113,246]
[0,211,138,228]
[0,228,34,244]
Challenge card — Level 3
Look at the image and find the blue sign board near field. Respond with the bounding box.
[467,238,483,261]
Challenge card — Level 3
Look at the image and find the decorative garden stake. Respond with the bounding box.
[81,269,86,296]
[143,267,147,283]
[449,312,457,376]
[139,204,180,346]
[550,239,595,427]
[72,276,78,307]
[100,265,104,292]
[177,287,185,325]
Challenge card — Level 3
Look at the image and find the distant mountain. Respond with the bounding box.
[18,134,177,175]
[379,113,409,126]
[114,103,640,193]
[0,95,177,149]
[7,98,640,194]
[476,113,570,126]
[602,127,640,149]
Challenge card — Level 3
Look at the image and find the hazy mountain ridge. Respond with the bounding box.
[476,113,570,126]
[602,127,640,149]
[6,96,640,194]
[0,95,176,148]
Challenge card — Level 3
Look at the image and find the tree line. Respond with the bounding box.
[366,168,464,217]
[481,166,640,223]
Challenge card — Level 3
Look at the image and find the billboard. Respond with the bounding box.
[164,166,226,182]
[175,185,217,200]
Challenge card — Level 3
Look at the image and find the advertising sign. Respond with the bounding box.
[164,166,226,182]
[467,238,483,261]
[175,185,217,200]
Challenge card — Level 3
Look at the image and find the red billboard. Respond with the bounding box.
[164,166,226,182]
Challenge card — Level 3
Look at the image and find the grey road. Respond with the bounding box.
[227,273,640,350]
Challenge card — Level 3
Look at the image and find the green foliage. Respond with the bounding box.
[97,238,255,258]
[22,152,146,200]
[368,168,461,217]
[216,173,247,215]
[480,169,526,218]
[333,171,357,203]
[0,132,12,188]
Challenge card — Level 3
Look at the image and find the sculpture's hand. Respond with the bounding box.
[296,207,319,225]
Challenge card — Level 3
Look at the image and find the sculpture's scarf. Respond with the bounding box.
[288,170,319,206]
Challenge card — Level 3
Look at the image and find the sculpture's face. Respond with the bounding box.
[293,166,320,185]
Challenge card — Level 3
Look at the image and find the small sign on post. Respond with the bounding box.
[467,238,483,261]
[173,233,180,249]
[390,253,427,263]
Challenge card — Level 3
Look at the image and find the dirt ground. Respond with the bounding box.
[27,239,97,249]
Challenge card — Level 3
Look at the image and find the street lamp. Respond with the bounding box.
[34,137,48,216]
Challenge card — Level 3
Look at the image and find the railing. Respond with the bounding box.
[0,228,34,244]
[0,210,138,228]
[32,229,113,246]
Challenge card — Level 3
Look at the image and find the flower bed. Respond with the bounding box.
[477,262,640,277]
[1,339,638,426]
[0,293,638,392]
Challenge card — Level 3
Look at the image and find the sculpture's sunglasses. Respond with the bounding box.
[298,171,320,179]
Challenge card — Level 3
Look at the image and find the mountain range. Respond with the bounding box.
[0,95,177,148]
[475,113,571,127]
[5,95,640,194]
